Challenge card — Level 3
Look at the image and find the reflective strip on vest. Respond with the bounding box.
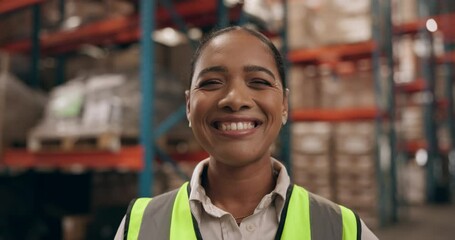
[125,183,360,240]
[170,182,198,240]
[127,198,152,240]
[280,185,311,239]
[340,205,357,240]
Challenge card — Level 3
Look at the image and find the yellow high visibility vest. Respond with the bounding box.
[125,182,360,240]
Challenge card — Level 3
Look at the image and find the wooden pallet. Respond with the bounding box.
[27,132,123,152]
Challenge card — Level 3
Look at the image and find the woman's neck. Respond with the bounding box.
[203,157,276,221]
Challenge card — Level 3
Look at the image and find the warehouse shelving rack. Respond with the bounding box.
[391,1,455,203]
[0,0,43,14]
[0,0,284,198]
[285,0,403,226]
[3,1,452,230]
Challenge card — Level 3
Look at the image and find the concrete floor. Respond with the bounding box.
[375,203,455,240]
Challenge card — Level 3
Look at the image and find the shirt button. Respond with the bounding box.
[246,224,256,232]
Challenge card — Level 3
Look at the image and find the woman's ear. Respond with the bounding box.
[284,88,289,111]
[185,90,191,127]
[282,88,289,125]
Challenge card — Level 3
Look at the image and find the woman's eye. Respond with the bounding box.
[250,79,273,87]
[197,79,223,89]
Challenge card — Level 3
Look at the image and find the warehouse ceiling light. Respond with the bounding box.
[224,0,242,7]
[188,28,203,40]
[63,16,82,30]
[153,27,187,47]
[426,18,438,33]
[415,149,428,166]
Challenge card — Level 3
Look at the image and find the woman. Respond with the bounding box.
[115,26,378,240]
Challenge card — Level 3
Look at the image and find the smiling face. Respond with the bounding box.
[186,29,288,167]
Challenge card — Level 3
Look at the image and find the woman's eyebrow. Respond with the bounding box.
[197,66,228,79]
[244,65,275,80]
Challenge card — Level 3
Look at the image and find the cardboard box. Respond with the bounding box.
[399,160,426,205]
[289,66,319,110]
[334,122,375,154]
[337,185,377,209]
[336,170,376,189]
[287,0,315,49]
[392,0,419,24]
[292,134,331,155]
[293,168,332,188]
[304,1,372,46]
[335,154,375,173]
[292,122,332,154]
[62,215,91,240]
[292,153,331,172]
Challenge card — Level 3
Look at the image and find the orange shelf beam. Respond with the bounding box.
[0,0,242,54]
[288,41,376,65]
[0,0,43,14]
[396,79,426,93]
[438,51,455,63]
[394,13,455,41]
[160,151,209,164]
[1,15,139,54]
[402,140,450,154]
[2,146,144,171]
[291,107,382,122]
[1,146,209,171]
[403,140,427,153]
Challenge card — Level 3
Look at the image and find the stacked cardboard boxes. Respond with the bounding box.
[292,122,334,200]
[288,0,371,50]
[333,121,378,228]
[290,59,376,113]
[288,66,319,110]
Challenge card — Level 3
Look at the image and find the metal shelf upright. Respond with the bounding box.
[279,0,291,176]
[138,0,156,197]
[371,0,398,225]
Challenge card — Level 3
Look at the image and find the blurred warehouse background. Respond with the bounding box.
[0,0,454,239]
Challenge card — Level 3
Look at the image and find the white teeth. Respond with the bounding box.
[218,122,256,131]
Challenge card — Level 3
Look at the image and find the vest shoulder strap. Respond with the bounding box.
[124,188,179,240]
[308,191,362,240]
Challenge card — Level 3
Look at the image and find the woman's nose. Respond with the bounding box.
[217,83,253,112]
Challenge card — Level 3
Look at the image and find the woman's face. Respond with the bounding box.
[186,30,288,167]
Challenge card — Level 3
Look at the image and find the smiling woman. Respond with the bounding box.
[115,26,378,240]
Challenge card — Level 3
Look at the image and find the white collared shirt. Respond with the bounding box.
[188,158,290,240]
[114,158,378,240]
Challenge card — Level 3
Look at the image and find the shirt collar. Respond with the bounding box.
[189,158,291,216]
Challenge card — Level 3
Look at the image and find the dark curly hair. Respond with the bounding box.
[189,26,286,93]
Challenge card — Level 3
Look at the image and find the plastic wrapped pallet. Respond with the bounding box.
[288,0,371,49]
[29,78,86,141]
[28,73,136,151]
[0,71,47,153]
